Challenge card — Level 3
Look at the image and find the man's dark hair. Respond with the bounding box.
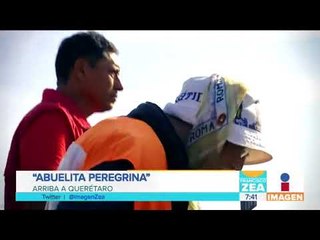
[55,31,118,86]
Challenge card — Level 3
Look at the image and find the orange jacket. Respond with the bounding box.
[61,117,172,210]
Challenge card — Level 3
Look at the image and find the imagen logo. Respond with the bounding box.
[267,172,304,201]
[280,173,290,191]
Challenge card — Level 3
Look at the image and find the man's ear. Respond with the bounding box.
[73,58,89,82]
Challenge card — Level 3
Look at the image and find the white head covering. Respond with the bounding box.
[163,74,272,169]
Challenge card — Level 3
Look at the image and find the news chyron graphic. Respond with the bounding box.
[15,170,304,206]
[239,170,304,203]
[267,172,304,201]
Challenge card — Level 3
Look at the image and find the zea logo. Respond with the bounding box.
[267,172,304,201]
[239,171,267,193]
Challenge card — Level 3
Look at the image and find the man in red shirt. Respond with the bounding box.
[4,31,124,210]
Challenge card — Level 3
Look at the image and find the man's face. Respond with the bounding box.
[82,52,123,112]
[187,138,247,170]
[217,141,248,170]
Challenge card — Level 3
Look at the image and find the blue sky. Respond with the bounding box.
[0,31,319,210]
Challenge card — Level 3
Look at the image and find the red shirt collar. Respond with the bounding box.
[42,89,91,129]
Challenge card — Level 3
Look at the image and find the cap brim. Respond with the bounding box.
[227,123,273,165]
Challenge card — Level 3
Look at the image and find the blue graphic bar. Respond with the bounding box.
[16,192,240,201]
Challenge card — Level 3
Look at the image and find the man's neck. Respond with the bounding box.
[166,114,193,145]
[56,86,93,118]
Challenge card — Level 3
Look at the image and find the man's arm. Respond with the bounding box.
[19,111,74,209]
